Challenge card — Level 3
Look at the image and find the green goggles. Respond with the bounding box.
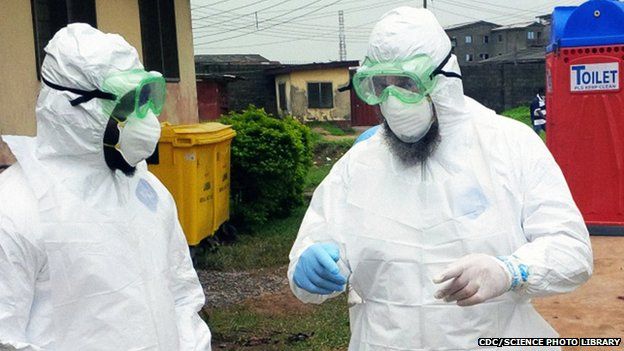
[102,69,167,120]
[41,69,167,120]
[353,52,461,105]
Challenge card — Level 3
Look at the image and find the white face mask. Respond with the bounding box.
[380,95,434,143]
[118,111,162,167]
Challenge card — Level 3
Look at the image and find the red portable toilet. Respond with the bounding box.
[546,0,624,235]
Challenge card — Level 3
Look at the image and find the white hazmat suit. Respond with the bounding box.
[288,8,592,351]
[0,24,211,350]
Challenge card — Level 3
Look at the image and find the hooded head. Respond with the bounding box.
[366,7,470,137]
[35,23,145,170]
[358,7,472,166]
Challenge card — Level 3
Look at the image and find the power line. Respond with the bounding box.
[192,10,372,38]
[433,0,583,24]
[194,0,346,44]
[192,8,373,36]
[193,20,371,40]
[192,8,372,33]
[193,0,330,40]
[195,18,376,49]
[258,0,364,14]
[192,0,291,24]
[191,0,230,10]
[196,17,378,49]
[191,0,406,32]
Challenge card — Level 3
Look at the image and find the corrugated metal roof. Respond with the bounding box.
[266,60,360,75]
[194,54,277,64]
[445,20,500,31]
[491,21,543,31]
[481,46,546,63]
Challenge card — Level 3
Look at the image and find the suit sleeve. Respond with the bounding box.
[0,216,45,350]
[511,128,593,296]
[166,197,212,351]
[287,155,352,304]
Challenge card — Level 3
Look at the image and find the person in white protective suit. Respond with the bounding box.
[288,7,593,351]
[0,24,211,350]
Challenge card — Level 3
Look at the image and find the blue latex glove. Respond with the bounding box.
[294,243,347,295]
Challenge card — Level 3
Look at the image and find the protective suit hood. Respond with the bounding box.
[35,23,143,168]
[3,23,146,204]
[367,7,470,135]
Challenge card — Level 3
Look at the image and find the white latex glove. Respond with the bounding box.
[432,254,512,306]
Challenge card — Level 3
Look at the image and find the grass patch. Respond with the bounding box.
[199,204,306,271]
[208,295,350,350]
[310,130,323,146]
[199,164,333,272]
[306,164,333,191]
[313,138,355,164]
[308,121,355,136]
[501,106,531,127]
[501,106,546,141]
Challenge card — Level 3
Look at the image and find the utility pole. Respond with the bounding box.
[255,12,259,30]
[338,10,347,61]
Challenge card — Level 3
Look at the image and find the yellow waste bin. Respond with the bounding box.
[148,122,236,246]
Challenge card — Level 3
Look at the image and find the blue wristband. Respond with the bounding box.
[496,255,530,291]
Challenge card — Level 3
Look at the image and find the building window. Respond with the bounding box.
[479,53,489,60]
[278,83,287,111]
[139,0,180,80]
[483,35,489,44]
[31,0,97,78]
[537,31,542,39]
[498,34,503,42]
[307,82,333,109]
[465,54,474,62]
[465,35,472,44]
[527,31,536,40]
[451,36,457,47]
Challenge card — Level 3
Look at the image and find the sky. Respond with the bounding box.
[190,0,589,63]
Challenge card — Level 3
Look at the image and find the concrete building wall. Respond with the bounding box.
[161,0,198,125]
[95,0,143,57]
[447,23,498,64]
[462,62,545,112]
[285,68,351,122]
[492,24,547,57]
[0,0,39,139]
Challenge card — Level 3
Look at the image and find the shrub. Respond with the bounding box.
[219,106,313,228]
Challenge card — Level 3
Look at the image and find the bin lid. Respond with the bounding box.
[160,122,236,145]
[548,0,624,52]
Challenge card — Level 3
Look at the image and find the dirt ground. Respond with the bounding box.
[210,236,624,350]
[533,236,624,351]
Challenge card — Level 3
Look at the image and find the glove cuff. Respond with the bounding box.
[496,255,530,291]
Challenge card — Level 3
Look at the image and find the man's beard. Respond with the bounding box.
[382,117,441,167]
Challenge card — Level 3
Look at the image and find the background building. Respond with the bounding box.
[268,61,358,123]
[195,54,282,117]
[491,22,548,57]
[446,21,501,64]
[445,17,551,65]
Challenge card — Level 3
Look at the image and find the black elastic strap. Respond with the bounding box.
[42,76,117,106]
[430,51,463,80]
